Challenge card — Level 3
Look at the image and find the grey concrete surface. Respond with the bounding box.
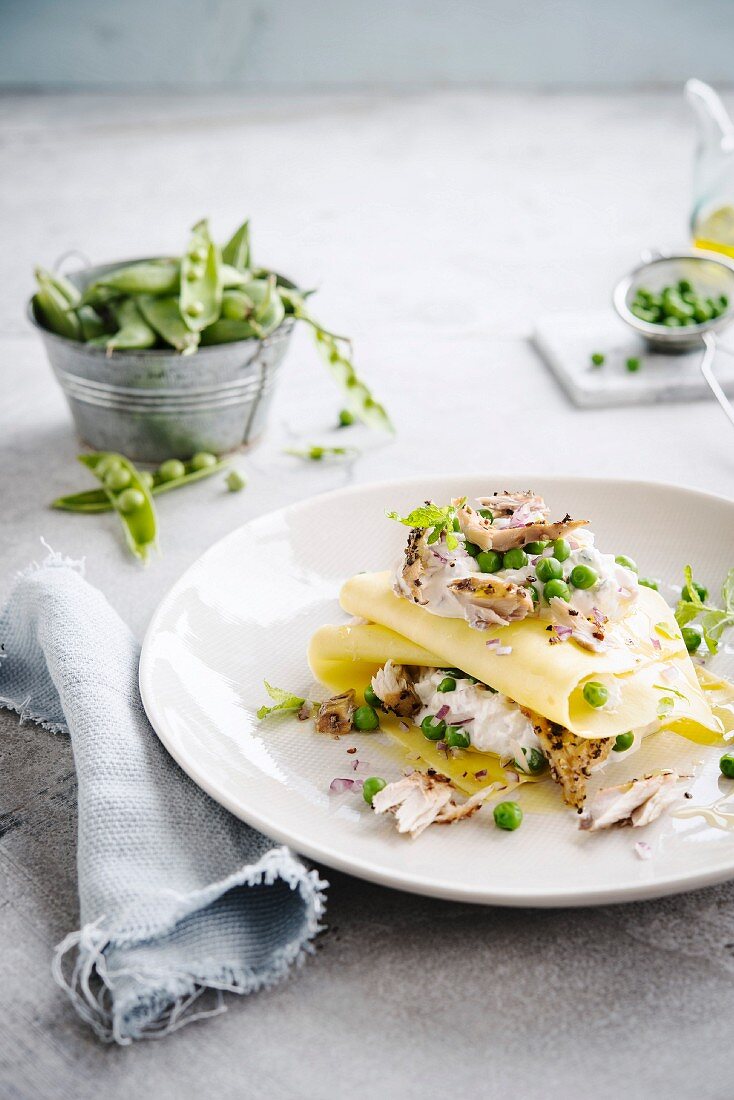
[1,90,734,1099]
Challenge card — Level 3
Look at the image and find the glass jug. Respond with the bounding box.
[687,78,734,258]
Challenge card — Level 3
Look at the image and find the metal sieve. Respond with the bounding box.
[613,249,734,427]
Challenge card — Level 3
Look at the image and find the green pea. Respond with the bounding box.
[720,753,734,779]
[421,715,446,741]
[95,456,122,479]
[503,548,528,570]
[544,579,571,602]
[678,279,693,295]
[104,466,132,492]
[638,577,658,590]
[682,626,702,654]
[139,471,155,489]
[338,409,355,427]
[583,681,609,708]
[364,684,381,708]
[465,541,480,558]
[615,554,638,573]
[662,316,682,327]
[158,459,186,482]
[353,705,379,731]
[536,557,563,583]
[225,469,247,492]
[445,727,470,749]
[190,452,217,471]
[116,488,145,515]
[525,541,548,554]
[437,676,456,693]
[569,564,598,589]
[477,550,503,573]
[362,776,387,804]
[613,731,634,752]
[493,801,523,831]
[625,357,641,373]
[590,352,605,366]
[553,538,571,562]
[477,508,494,522]
[682,580,708,603]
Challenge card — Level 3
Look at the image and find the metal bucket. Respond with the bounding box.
[29,259,295,463]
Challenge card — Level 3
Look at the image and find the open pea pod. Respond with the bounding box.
[52,456,229,513]
[180,219,222,332]
[79,453,158,562]
[78,260,181,307]
[33,267,82,341]
[137,295,199,354]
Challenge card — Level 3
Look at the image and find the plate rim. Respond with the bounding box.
[140,472,734,907]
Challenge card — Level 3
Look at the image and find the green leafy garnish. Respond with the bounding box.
[674,565,734,654]
[657,696,675,716]
[386,500,466,551]
[257,681,305,720]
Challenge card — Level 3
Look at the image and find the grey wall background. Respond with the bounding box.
[2,0,734,89]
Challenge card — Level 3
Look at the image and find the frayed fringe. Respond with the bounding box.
[0,691,68,735]
[31,538,86,579]
[52,848,329,1045]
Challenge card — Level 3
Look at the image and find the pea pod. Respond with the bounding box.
[220,288,256,321]
[78,453,158,562]
[88,298,157,352]
[52,455,229,513]
[284,290,392,432]
[137,295,199,354]
[180,219,222,332]
[78,260,181,306]
[77,305,108,341]
[201,279,285,344]
[33,267,83,341]
[221,219,251,272]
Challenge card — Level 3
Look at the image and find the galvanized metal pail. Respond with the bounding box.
[29,259,295,463]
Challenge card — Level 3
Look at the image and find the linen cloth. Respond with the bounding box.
[0,552,327,1043]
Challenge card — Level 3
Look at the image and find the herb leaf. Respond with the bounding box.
[257,681,305,720]
[674,565,734,654]
[386,501,464,551]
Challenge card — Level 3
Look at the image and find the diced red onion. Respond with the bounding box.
[651,637,661,652]
[554,625,573,640]
[569,538,580,550]
[634,841,652,861]
[618,586,633,598]
[329,777,357,793]
[448,715,474,726]
[431,549,449,564]
[485,638,512,655]
[398,720,410,732]
[436,704,450,720]
[474,768,487,779]
[352,758,371,773]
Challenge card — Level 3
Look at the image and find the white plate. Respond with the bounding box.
[140,475,734,907]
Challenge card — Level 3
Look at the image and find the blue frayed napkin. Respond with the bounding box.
[0,552,327,1044]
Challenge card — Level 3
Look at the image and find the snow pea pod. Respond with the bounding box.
[78,453,158,562]
[88,298,156,352]
[221,219,251,272]
[79,260,180,306]
[33,267,82,341]
[52,455,229,513]
[76,305,108,341]
[283,289,392,432]
[180,219,222,332]
[137,295,199,354]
